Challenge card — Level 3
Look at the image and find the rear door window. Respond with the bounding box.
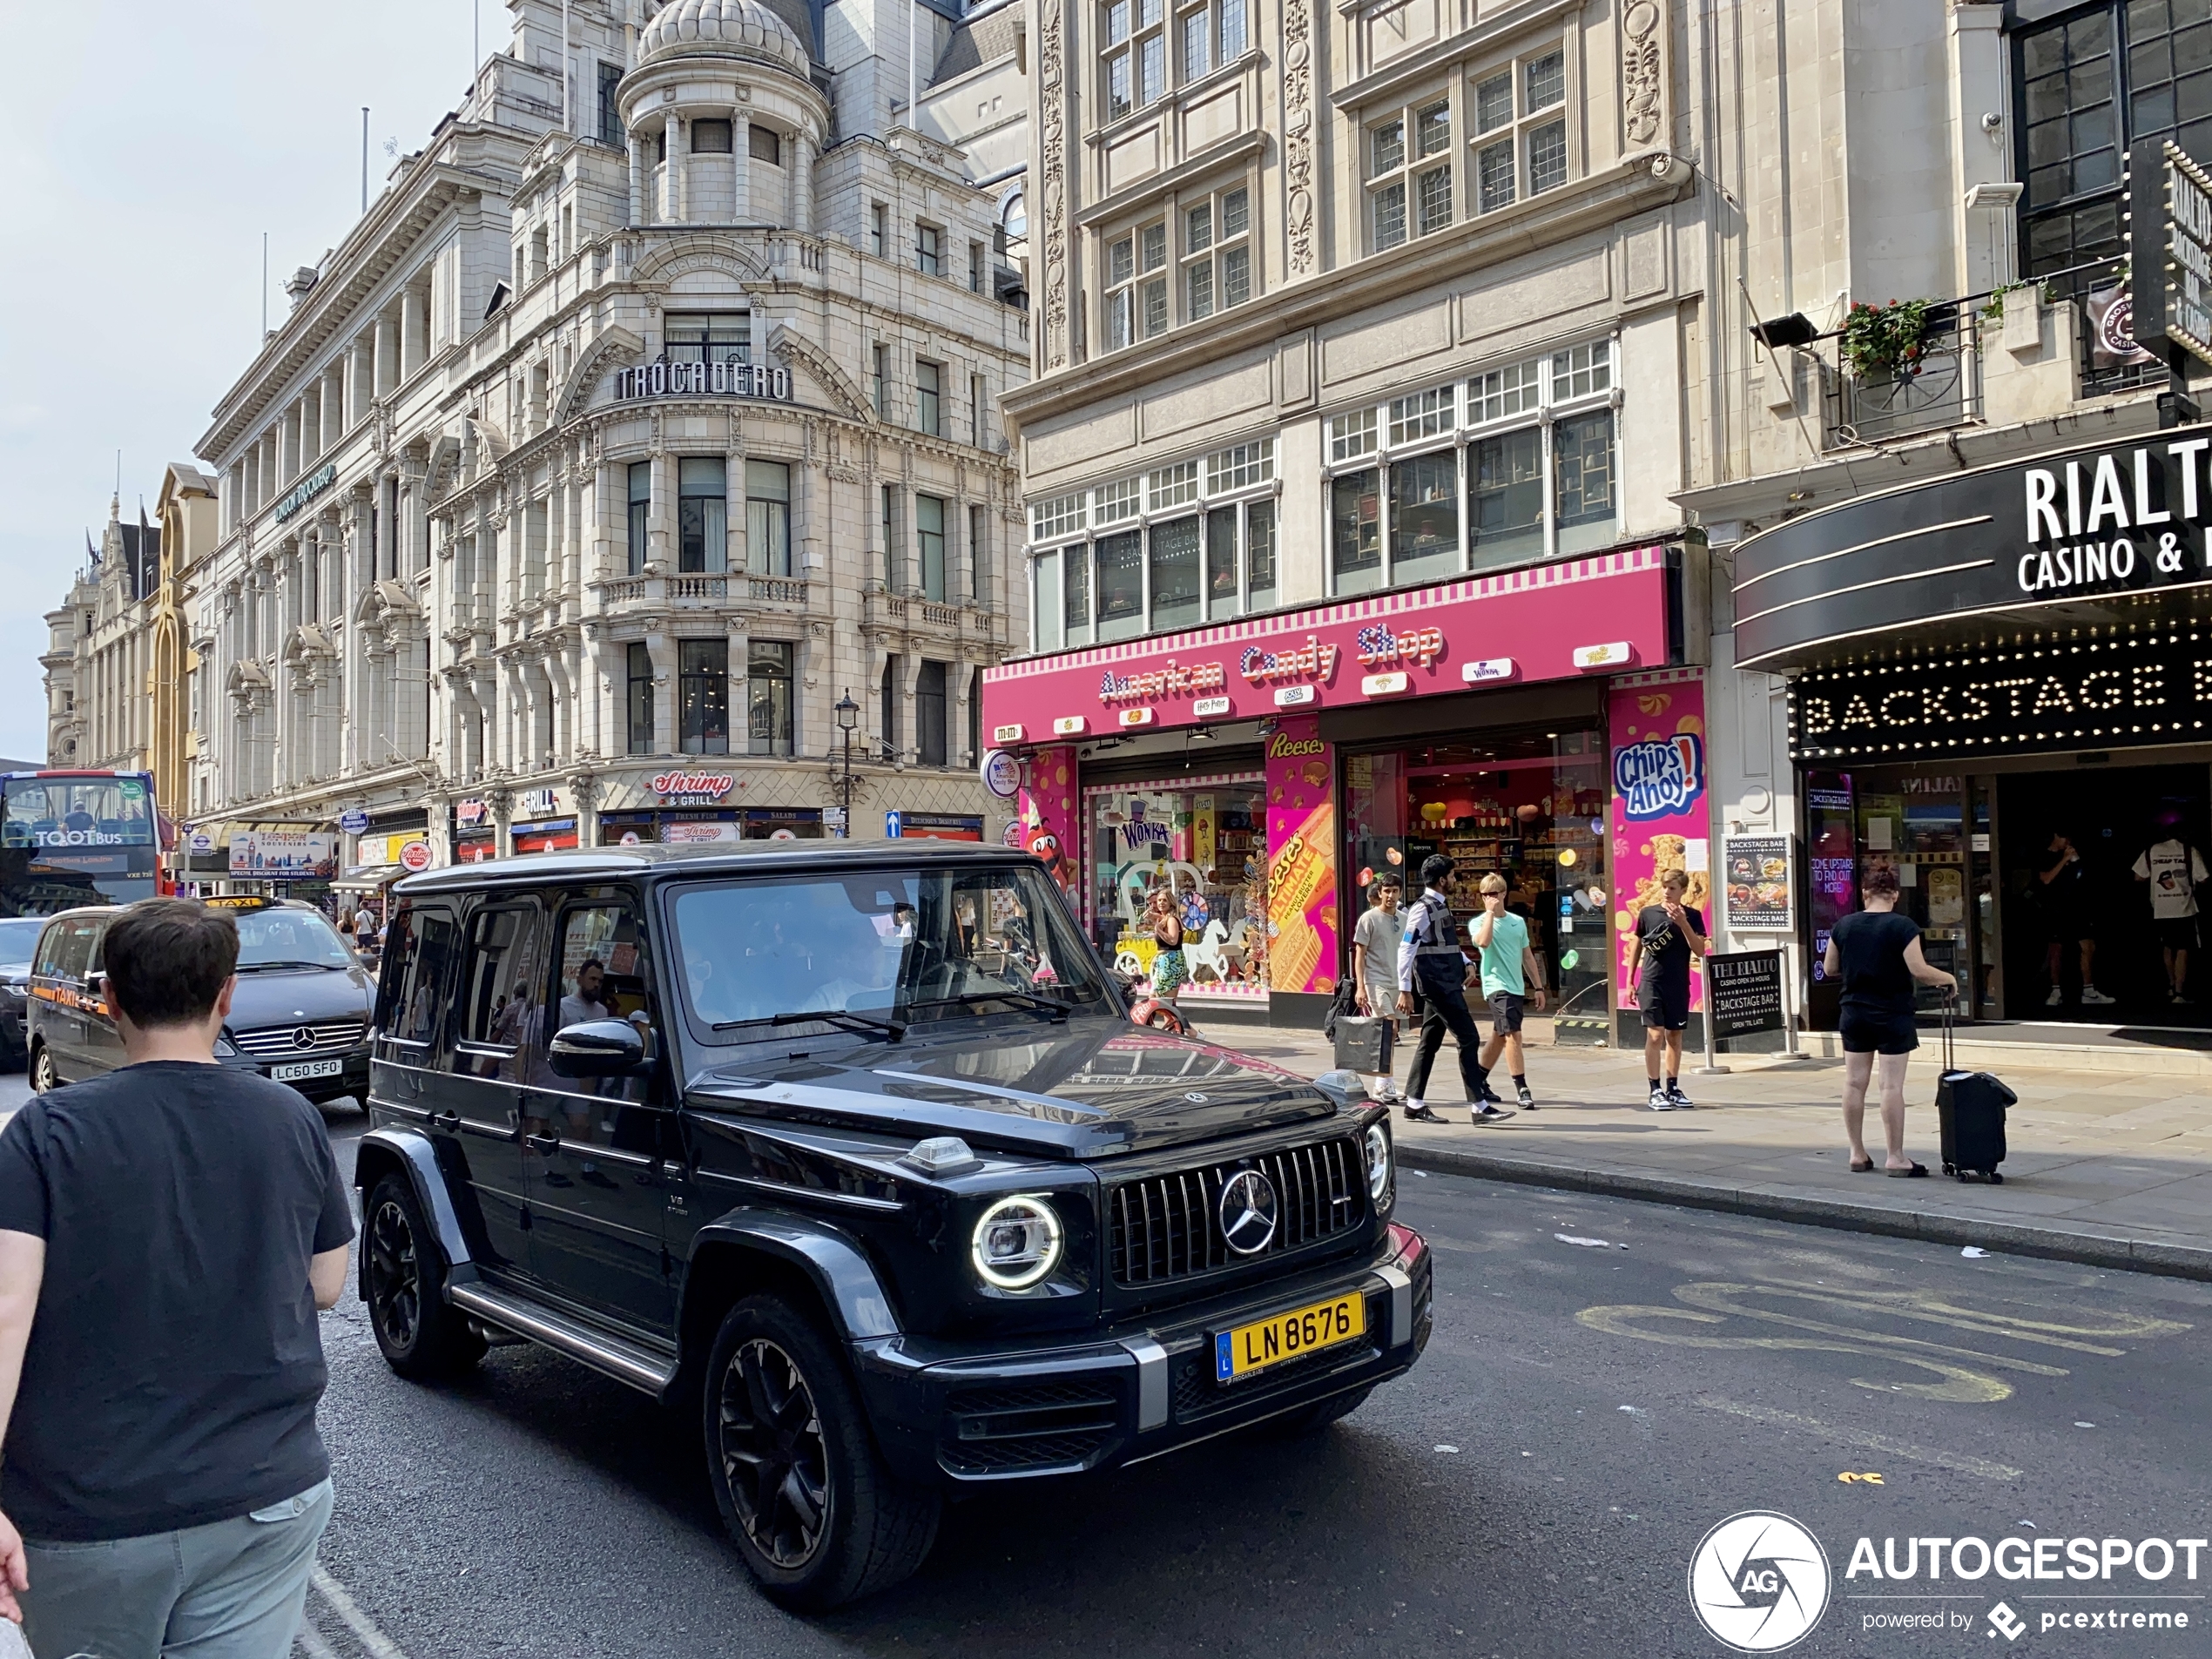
[457,905,548,1081]
[380,905,461,1055]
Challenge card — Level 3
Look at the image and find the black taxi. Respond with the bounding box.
[354,840,1432,1609]
[25,894,376,1102]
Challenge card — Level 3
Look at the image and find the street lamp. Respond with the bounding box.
[834,690,859,838]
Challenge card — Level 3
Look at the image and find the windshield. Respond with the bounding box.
[670,863,1112,1034]
[0,918,42,964]
[0,776,155,848]
[233,906,355,968]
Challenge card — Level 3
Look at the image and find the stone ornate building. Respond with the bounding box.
[185,0,1030,876]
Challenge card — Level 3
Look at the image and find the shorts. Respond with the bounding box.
[2045,911,2094,944]
[1488,991,1525,1035]
[1150,948,1187,996]
[1638,980,1689,1032]
[2156,916,2201,951]
[1838,1007,1919,1055]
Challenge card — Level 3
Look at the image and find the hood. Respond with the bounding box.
[684,1015,1339,1159]
[225,962,377,1034]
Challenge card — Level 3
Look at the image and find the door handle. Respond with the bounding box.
[431,1110,461,1132]
[525,1133,562,1155]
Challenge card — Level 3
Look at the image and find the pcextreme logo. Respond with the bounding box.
[1689,1512,1832,1652]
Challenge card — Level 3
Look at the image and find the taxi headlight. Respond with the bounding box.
[970,1195,1062,1291]
[1365,1123,1393,1204]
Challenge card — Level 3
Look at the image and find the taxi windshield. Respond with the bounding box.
[669,863,1110,1034]
[232,906,354,969]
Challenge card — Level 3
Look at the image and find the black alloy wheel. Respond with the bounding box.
[367,1195,422,1352]
[703,1295,940,1608]
[718,1338,831,1570]
[362,1174,483,1380]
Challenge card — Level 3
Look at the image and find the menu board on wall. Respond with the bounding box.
[1264,716,1338,996]
[1608,678,1710,1013]
[1722,836,1795,931]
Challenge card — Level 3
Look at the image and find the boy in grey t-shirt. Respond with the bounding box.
[1351,877,1406,1102]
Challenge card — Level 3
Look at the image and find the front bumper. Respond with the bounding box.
[853,1224,1433,1488]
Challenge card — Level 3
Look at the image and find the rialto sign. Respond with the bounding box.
[1730,425,2212,672]
[2017,437,2212,594]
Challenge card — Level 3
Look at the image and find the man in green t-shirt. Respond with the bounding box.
[1469,872,1548,1109]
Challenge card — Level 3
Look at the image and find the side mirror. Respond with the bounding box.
[547,1018,647,1078]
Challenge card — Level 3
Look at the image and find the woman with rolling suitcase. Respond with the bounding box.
[1822,866,1959,1177]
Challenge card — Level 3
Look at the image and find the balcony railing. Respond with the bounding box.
[1825,300,1982,448]
[591,573,814,613]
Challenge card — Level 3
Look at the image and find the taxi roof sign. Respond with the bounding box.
[200,894,275,911]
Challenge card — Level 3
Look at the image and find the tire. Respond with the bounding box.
[29,1042,57,1095]
[704,1294,940,1610]
[362,1174,485,1380]
[1260,1386,1373,1438]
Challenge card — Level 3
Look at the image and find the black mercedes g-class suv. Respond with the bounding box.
[356,841,1431,1608]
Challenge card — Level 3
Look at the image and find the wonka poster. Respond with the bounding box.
[1608,675,1711,1014]
[1264,717,1339,995]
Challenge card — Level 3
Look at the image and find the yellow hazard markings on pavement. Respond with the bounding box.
[1576,1279,2191,1405]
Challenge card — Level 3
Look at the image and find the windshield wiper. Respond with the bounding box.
[905,990,1071,1021]
[234,960,334,972]
[725,1008,909,1041]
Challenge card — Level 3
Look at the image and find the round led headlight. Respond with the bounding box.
[1365,1123,1393,1204]
[970,1195,1063,1291]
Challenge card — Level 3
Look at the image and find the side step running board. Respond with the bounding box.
[448,1283,676,1394]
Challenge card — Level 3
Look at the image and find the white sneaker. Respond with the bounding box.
[2045,986,2063,1007]
[2080,986,2116,1006]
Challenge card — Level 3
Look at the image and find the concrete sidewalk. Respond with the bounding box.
[1213,1021,2212,1281]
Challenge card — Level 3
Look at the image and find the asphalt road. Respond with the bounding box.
[1,1068,2203,1657]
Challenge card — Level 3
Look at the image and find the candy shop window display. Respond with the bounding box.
[1343,728,1610,1037]
[1082,773,1271,998]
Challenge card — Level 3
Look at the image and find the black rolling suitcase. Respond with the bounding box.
[1935,1001,2015,1184]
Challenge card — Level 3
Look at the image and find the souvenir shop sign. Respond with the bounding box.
[981,548,1673,737]
[1734,424,2212,672]
[1790,628,2212,764]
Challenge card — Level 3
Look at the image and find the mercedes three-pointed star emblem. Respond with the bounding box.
[1217,1168,1279,1256]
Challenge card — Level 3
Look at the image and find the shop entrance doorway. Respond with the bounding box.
[1998,764,2212,1026]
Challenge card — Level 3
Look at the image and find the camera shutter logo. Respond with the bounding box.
[1687,1511,1831,1652]
[1217,1169,1278,1255]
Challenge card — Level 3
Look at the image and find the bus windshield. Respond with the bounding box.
[0,775,156,849]
[0,772,161,917]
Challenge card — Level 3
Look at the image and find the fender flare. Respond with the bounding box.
[353,1128,473,1280]
[685,1213,900,1347]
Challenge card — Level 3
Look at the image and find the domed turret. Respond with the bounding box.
[639,0,810,78]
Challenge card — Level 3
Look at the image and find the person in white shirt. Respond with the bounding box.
[2134,815,2210,1004]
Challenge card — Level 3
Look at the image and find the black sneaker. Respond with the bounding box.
[1665,1080,1695,1109]
[1469,1103,1517,1124]
[1475,1080,1506,1105]
[1516,1083,1537,1110]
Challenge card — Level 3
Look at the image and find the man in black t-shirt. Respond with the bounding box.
[1633,869,1707,1110]
[0,900,353,1656]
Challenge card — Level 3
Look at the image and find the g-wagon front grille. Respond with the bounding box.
[1108,1136,1365,1287]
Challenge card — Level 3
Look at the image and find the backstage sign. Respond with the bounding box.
[1791,628,2212,763]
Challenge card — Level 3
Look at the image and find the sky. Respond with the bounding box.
[0,1,501,765]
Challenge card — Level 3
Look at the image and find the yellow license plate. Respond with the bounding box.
[1215,1292,1366,1382]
